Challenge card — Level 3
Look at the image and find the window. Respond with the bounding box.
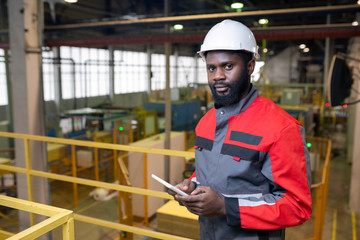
[40,46,209,101]
[197,57,208,84]
[42,50,55,101]
[0,49,8,106]
[114,50,147,94]
[174,56,207,87]
[85,48,110,97]
[151,53,166,90]
[60,47,80,99]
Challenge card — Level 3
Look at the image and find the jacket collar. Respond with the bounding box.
[215,85,258,117]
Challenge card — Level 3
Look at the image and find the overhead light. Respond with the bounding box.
[258,19,269,25]
[352,21,359,26]
[231,2,244,9]
[173,24,183,30]
[64,0,78,3]
[358,0,360,5]
[299,44,306,49]
[263,48,268,53]
[303,47,310,53]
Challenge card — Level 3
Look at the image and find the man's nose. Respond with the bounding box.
[213,68,225,81]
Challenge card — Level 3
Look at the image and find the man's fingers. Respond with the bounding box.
[186,206,203,215]
[178,179,192,191]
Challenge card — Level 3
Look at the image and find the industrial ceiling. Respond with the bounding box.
[1,0,360,59]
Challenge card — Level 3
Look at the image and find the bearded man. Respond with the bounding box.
[169,19,312,240]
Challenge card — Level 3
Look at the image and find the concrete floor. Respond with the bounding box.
[0,126,359,240]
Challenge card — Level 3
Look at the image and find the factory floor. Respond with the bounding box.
[0,125,359,240]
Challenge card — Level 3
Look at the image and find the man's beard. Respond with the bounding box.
[209,71,250,108]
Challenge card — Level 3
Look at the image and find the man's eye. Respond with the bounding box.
[208,66,215,72]
[225,64,233,70]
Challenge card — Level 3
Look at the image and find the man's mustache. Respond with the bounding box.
[211,82,231,88]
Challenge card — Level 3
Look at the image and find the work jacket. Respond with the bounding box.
[190,86,312,240]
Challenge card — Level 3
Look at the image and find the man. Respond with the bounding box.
[169,19,312,240]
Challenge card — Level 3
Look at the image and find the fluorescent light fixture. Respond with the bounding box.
[64,0,78,3]
[231,2,244,9]
[299,44,306,49]
[258,19,268,25]
[173,24,183,30]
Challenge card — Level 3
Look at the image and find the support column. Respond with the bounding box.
[348,37,360,213]
[147,44,152,95]
[174,45,179,88]
[53,47,62,115]
[8,0,50,232]
[164,0,171,182]
[164,42,172,183]
[323,13,334,99]
[109,45,115,104]
[193,53,199,84]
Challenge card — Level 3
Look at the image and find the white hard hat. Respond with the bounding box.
[198,19,260,60]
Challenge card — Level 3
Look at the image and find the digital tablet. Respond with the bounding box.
[151,174,188,196]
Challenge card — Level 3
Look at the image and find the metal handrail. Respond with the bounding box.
[0,131,192,239]
[0,132,193,158]
[306,136,332,240]
[0,195,74,240]
[0,164,172,199]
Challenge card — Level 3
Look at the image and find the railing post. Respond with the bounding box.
[62,213,75,240]
[113,128,118,182]
[184,132,187,171]
[144,153,149,226]
[71,145,78,209]
[93,134,100,181]
[24,138,35,226]
[309,138,332,240]
[313,184,324,240]
[319,140,332,239]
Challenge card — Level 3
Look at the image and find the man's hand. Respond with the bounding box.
[175,186,226,217]
[168,179,195,200]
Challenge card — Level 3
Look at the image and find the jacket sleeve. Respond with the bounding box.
[189,171,198,184]
[225,123,312,230]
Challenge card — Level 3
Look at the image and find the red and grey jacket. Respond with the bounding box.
[190,87,312,239]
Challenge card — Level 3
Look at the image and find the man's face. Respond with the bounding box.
[206,50,253,108]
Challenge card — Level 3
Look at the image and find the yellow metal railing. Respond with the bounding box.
[0,131,331,240]
[0,131,192,240]
[307,136,332,240]
[0,195,74,240]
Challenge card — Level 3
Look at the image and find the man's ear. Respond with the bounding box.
[247,59,255,75]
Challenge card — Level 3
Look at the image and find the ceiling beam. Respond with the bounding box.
[43,4,360,31]
[43,23,360,47]
[2,23,359,49]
